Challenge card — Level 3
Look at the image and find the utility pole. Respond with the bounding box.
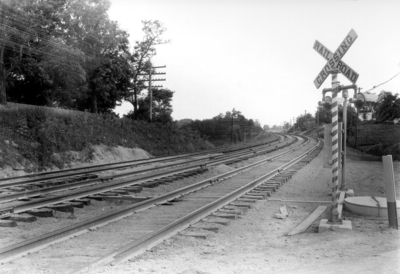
[293,117,296,132]
[355,87,362,148]
[231,114,234,144]
[139,63,166,123]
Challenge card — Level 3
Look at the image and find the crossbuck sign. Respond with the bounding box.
[313,29,359,88]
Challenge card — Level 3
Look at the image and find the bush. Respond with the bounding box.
[0,107,212,170]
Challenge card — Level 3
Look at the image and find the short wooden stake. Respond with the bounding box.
[382,155,398,230]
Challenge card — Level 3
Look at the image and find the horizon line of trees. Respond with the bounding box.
[179,109,263,145]
[279,90,399,133]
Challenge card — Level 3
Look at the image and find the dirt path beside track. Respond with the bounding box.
[91,147,400,274]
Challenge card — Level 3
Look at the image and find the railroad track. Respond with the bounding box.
[0,134,294,218]
[0,134,283,193]
[0,135,322,273]
[0,133,280,185]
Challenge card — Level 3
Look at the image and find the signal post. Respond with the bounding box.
[138,64,166,123]
[313,29,359,230]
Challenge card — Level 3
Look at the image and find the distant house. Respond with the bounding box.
[358,112,373,121]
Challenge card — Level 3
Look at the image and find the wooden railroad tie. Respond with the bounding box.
[26,208,54,218]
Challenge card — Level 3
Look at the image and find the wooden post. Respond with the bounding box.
[149,62,153,123]
[341,90,348,190]
[231,114,234,144]
[382,155,398,230]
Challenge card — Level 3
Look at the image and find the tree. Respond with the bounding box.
[126,20,169,119]
[87,55,132,113]
[283,122,290,130]
[0,0,38,104]
[134,88,174,123]
[340,105,358,139]
[8,43,86,107]
[296,113,315,131]
[374,91,400,122]
[33,39,86,107]
[315,105,332,124]
[181,109,262,145]
[61,0,132,113]
[2,0,88,106]
[2,0,130,112]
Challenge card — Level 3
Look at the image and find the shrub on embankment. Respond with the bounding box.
[347,123,400,160]
[0,106,212,171]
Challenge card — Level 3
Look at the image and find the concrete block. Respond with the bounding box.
[318,219,352,233]
[346,189,355,197]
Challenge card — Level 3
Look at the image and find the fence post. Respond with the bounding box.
[382,155,398,230]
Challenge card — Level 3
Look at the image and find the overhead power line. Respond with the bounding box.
[0,1,111,60]
[364,72,400,93]
[0,39,84,68]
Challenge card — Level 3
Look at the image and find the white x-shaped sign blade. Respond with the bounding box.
[313,29,359,89]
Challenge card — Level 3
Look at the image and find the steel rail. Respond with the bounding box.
[0,134,280,183]
[0,135,294,206]
[0,135,300,215]
[0,136,312,264]
[0,136,283,189]
[74,137,321,272]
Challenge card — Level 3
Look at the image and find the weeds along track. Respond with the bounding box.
[0,134,283,191]
[0,133,281,185]
[0,135,323,273]
[0,135,292,215]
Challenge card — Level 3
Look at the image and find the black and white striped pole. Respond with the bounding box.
[314,29,359,229]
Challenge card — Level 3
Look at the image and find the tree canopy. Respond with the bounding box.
[0,0,170,117]
[125,20,169,119]
[181,109,263,145]
[374,91,400,122]
[127,88,174,123]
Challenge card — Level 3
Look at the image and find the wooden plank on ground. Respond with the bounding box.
[286,206,327,236]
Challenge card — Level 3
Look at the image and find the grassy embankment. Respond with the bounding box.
[0,107,212,172]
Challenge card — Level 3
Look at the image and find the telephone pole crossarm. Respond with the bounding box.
[147,63,166,123]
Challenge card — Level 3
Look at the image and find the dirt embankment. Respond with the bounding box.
[0,145,151,179]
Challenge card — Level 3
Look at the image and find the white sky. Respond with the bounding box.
[108,0,400,127]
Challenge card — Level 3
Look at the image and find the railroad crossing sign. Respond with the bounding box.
[313,29,359,88]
